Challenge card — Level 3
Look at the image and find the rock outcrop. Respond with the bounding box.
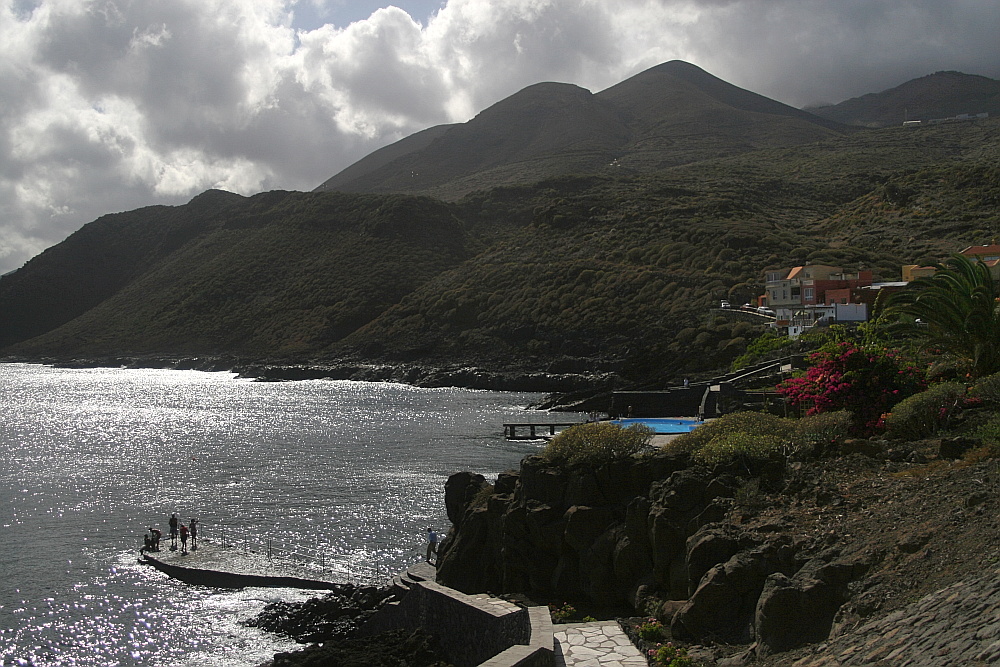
[436,450,874,656]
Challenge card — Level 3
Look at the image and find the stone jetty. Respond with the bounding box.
[141,543,344,590]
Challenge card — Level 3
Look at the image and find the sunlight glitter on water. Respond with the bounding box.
[0,363,559,666]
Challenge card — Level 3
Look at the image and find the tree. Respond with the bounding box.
[884,253,1000,378]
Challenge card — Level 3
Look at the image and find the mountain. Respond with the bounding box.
[0,191,470,358]
[808,70,1000,128]
[3,64,1000,384]
[315,60,847,200]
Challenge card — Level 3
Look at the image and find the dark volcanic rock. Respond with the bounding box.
[754,550,872,657]
[271,628,453,667]
[671,540,799,644]
[444,472,489,526]
[245,587,391,643]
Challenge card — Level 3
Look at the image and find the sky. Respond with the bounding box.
[1,0,999,275]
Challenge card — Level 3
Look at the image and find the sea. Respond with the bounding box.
[0,363,564,666]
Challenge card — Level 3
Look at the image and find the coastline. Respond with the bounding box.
[0,354,617,409]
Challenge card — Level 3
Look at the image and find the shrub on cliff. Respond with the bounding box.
[667,411,795,465]
[882,382,968,440]
[667,410,853,466]
[970,371,1000,406]
[792,410,852,447]
[542,422,653,466]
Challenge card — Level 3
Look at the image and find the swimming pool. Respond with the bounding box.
[612,417,702,434]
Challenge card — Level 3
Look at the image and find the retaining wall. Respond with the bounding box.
[361,580,553,667]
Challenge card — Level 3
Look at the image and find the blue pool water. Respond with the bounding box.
[612,417,702,434]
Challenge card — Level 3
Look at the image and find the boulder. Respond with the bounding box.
[754,551,870,657]
[684,526,742,597]
[672,541,798,644]
[444,472,488,526]
[563,505,616,553]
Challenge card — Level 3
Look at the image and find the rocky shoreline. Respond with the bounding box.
[433,434,1000,665]
[228,428,1000,666]
[0,354,615,408]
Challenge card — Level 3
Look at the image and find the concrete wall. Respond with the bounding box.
[361,580,553,667]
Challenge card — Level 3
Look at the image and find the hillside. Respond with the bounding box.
[0,191,471,359]
[315,60,847,200]
[2,63,999,386]
[808,70,1000,127]
[4,117,998,385]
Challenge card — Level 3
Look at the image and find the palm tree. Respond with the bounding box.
[885,253,1000,378]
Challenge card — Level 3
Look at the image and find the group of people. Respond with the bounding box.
[141,513,199,555]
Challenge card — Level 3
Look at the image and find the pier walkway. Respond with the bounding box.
[142,542,647,666]
[141,543,344,590]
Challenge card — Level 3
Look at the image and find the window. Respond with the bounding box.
[804,287,814,300]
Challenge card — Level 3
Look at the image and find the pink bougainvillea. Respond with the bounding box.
[777,342,926,436]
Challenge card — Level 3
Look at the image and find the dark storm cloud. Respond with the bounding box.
[0,0,997,274]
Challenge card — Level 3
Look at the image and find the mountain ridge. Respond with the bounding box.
[3,63,999,385]
[808,70,1000,127]
[315,60,846,199]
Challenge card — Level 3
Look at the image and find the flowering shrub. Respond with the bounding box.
[777,342,926,436]
[648,642,694,667]
[970,371,1000,406]
[548,602,576,622]
[637,617,667,643]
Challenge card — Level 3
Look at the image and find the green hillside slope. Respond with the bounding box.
[3,192,469,358]
[5,118,997,385]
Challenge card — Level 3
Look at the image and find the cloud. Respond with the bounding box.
[1,0,998,274]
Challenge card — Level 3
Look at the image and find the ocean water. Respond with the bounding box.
[0,363,560,666]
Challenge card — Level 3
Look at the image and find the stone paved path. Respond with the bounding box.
[553,621,647,666]
[789,567,1000,666]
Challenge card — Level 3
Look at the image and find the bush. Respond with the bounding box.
[469,484,495,509]
[638,618,668,643]
[667,411,795,465]
[548,603,577,623]
[882,382,967,440]
[973,414,1000,457]
[650,642,694,667]
[735,477,767,513]
[970,372,1000,406]
[791,410,852,447]
[731,331,794,371]
[694,431,788,466]
[541,422,653,466]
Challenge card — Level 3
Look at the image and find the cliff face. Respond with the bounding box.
[436,452,828,636]
[434,439,997,659]
[437,454,693,609]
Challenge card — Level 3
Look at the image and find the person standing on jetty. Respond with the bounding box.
[180,523,189,554]
[169,513,179,550]
[426,528,438,564]
[189,518,198,550]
